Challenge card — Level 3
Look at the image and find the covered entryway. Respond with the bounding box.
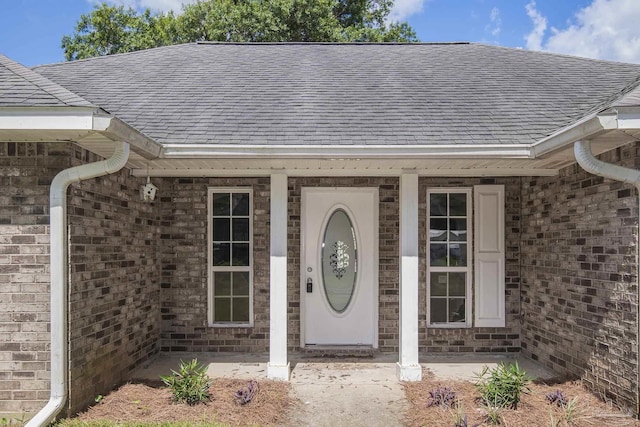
[300,188,379,347]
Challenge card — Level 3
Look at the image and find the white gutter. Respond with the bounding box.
[574,140,640,417]
[26,141,130,427]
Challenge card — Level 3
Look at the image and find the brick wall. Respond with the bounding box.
[159,178,271,352]
[521,141,639,413]
[0,142,162,417]
[0,142,71,416]
[66,146,162,414]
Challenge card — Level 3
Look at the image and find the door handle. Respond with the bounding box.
[306,278,313,293]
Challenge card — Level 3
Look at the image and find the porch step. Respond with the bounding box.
[300,345,376,358]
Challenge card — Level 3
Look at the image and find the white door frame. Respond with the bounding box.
[299,187,379,348]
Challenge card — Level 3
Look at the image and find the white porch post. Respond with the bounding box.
[397,172,422,381]
[268,173,290,380]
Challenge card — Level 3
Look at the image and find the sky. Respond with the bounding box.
[1,0,640,66]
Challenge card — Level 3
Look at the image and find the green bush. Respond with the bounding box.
[160,359,212,406]
[475,361,532,409]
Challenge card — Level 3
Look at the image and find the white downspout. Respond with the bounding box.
[574,140,640,417]
[26,141,130,427]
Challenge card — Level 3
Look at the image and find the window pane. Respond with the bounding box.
[214,272,231,296]
[232,297,250,322]
[430,244,447,266]
[232,243,250,266]
[449,193,466,216]
[214,298,231,322]
[430,218,447,241]
[213,243,230,266]
[232,193,250,216]
[449,298,466,322]
[430,272,447,296]
[430,299,447,323]
[232,218,250,242]
[449,218,467,241]
[449,243,467,266]
[430,193,447,216]
[233,272,250,296]
[213,193,230,216]
[449,272,466,296]
[213,218,230,242]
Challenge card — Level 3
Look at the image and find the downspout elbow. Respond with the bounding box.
[50,142,130,207]
[27,141,129,427]
[574,140,640,184]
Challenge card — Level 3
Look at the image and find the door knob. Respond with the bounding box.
[306,278,313,293]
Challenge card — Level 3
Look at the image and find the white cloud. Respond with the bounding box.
[524,1,547,51]
[389,0,426,23]
[524,0,640,63]
[486,7,501,37]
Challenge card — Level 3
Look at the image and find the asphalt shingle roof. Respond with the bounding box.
[33,42,640,146]
[0,53,93,108]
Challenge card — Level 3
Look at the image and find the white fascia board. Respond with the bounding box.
[531,113,617,158]
[0,107,98,130]
[132,167,559,178]
[160,144,532,159]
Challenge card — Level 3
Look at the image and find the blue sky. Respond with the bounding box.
[1,0,639,66]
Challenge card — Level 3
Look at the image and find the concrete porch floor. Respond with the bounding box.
[130,352,554,427]
[131,351,554,383]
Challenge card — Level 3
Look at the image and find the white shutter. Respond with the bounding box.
[474,185,505,327]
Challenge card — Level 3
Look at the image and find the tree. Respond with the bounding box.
[62,0,418,60]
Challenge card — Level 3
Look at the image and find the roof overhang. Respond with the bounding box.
[3,106,640,178]
[0,106,161,159]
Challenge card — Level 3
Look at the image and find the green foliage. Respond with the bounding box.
[160,359,212,406]
[61,4,180,60]
[0,414,26,426]
[482,403,503,425]
[451,402,480,427]
[563,396,582,424]
[62,0,418,60]
[475,361,532,410]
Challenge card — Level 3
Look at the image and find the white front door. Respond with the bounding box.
[301,187,378,347]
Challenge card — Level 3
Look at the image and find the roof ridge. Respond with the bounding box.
[0,53,94,107]
[195,41,471,46]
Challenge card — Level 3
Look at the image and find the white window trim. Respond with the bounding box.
[207,187,254,327]
[426,187,473,328]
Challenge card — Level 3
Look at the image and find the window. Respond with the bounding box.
[208,188,252,326]
[427,188,472,327]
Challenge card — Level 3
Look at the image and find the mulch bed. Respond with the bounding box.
[404,371,640,426]
[72,379,296,426]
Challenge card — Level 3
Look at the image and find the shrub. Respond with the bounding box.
[475,361,532,409]
[160,359,212,405]
[426,385,457,408]
[451,403,481,427]
[545,390,568,407]
[234,380,259,405]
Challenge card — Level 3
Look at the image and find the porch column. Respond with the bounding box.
[267,173,290,380]
[397,171,422,381]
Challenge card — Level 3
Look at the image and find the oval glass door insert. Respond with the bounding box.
[321,208,357,313]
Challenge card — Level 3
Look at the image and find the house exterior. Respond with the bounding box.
[1,42,640,421]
